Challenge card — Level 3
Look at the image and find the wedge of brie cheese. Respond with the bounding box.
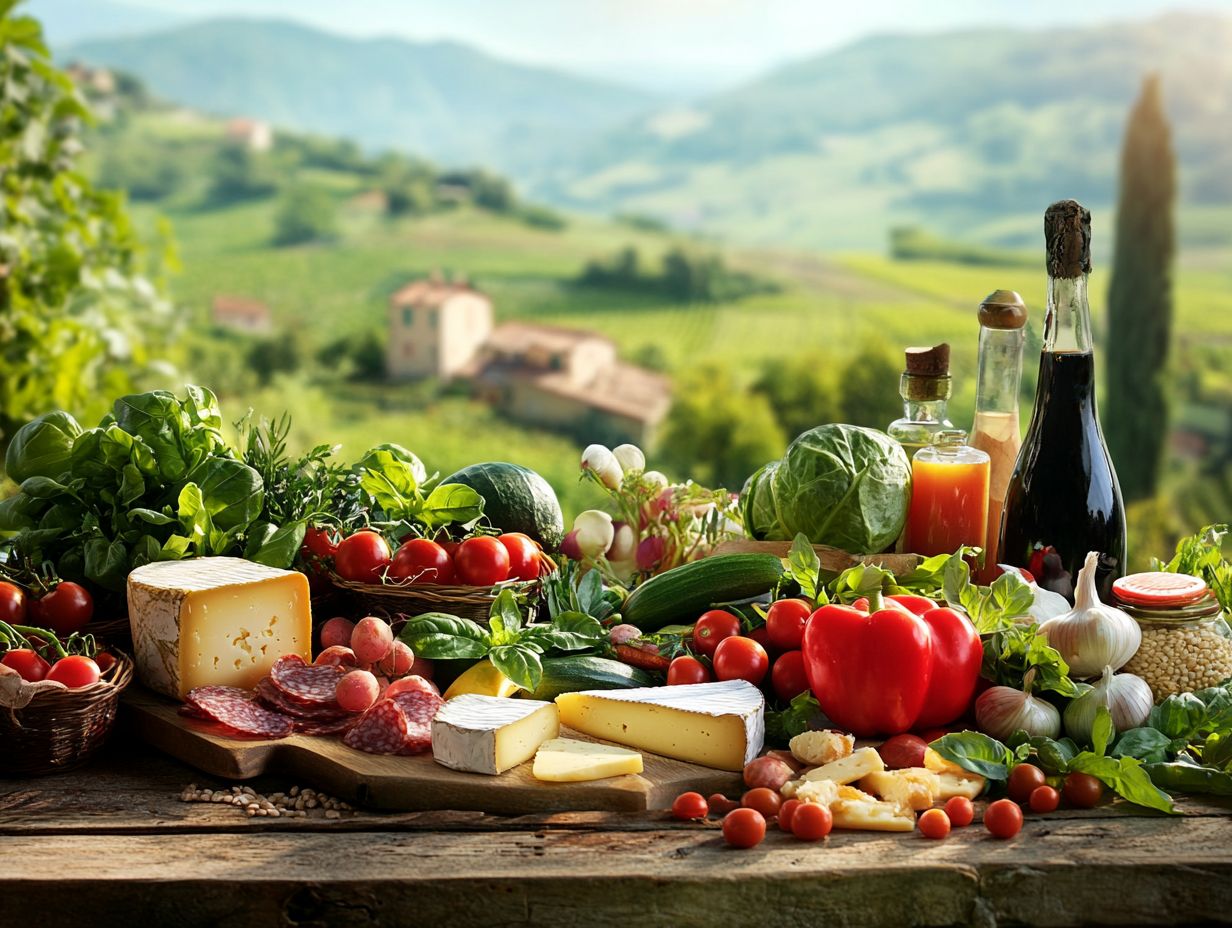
[431,695,559,775]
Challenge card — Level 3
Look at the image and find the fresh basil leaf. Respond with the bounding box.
[129,507,176,526]
[942,550,971,609]
[576,567,603,616]
[961,569,1035,634]
[1203,731,1232,770]
[764,691,826,745]
[1069,753,1176,814]
[1112,727,1174,763]
[545,610,604,650]
[19,475,71,499]
[1026,736,1079,775]
[400,613,491,659]
[191,457,265,531]
[896,547,979,597]
[930,731,1015,781]
[83,537,128,591]
[488,645,542,692]
[1150,692,1207,741]
[1194,686,1232,735]
[488,589,523,643]
[1091,705,1114,757]
[417,483,484,530]
[787,533,821,603]
[247,520,305,569]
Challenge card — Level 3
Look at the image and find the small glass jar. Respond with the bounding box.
[1119,593,1232,701]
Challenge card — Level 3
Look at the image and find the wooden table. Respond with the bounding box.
[3,733,1231,928]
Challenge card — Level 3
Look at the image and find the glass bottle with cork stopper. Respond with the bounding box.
[888,343,954,459]
[905,429,990,559]
[972,289,1028,581]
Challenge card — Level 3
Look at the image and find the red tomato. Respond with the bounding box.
[777,798,802,831]
[301,525,339,560]
[984,799,1024,839]
[722,808,766,849]
[765,598,811,651]
[791,802,833,841]
[30,582,93,635]
[1029,785,1060,813]
[918,808,951,840]
[454,537,511,586]
[667,655,710,685]
[389,539,455,584]
[1063,772,1103,809]
[94,652,116,674]
[878,733,928,770]
[497,533,541,582]
[748,625,774,655]
[692,610,741,658]
[708,793,741,816]
[1,648,51,682]
[944,796,975,827]
[0,582,27,624]
[46,655,101,688]
[741,787,782,819]
[1007,764,1047,803]
[671,791,709,820]
[334,531,392,583]
[770,650,809,703]
[713,636,769,685]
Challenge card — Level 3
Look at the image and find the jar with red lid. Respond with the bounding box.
[1117,572,1232,701]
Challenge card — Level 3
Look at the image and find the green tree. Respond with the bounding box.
[206,144,277,206]
[753,353,843,443]
[0,3,172,458]
[272,184,338,246]
[838,340,902,429]
[659,365,786,489]
[1105,74,1176,503]
[247,327,311,385]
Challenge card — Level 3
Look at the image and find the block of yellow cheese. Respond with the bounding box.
[532,738,644,782]
[859,767,941,812]
[555,680,764,771]
[127,557,312,699]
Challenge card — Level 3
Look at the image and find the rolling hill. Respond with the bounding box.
[68,18,658,170]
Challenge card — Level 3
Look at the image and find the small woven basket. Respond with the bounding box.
[330,575,540,622]
[0,651,134,777]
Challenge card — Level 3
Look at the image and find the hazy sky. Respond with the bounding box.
[79,0,1232,90]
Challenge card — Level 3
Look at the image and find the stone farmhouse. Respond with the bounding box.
[385,276,670,446]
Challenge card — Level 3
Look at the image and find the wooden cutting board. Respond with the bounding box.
[123,688,742,814]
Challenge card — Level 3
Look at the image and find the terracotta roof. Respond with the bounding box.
[390,278,484,308]
[488,321,614,354]
[211,295,270,321]
[485,361,671,424]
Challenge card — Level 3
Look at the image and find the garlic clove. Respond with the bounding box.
[1039,552,1141,678]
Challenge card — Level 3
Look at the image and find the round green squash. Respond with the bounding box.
[442,461,565,550]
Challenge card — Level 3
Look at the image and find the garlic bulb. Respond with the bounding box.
[1039,551,1141,678]
[975,669,1062,740]
[1063,665,1153,745]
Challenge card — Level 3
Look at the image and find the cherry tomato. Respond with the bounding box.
[667,655,710,686]
[691,610,741,658]
[1,648,51,682]
[983,799,1024,839]
[944,796,975,828]
[918,808,951,840]
[334,531,392,583]
[1029,785,1061,813]
[671,791,709,820]
[30,581,93,635]
[389,539,455,584]
[878,733,928,770]
[46,655,101,688]
[713,636,769,685]
[777,798,801,831]
[497,533,541,582]
[791,802,833,841]
[770,650,809,703]
[301,525,339,560]
[94,651,116,674]
[454,536,511,586]
[722,807,766,849]
[0,582,27,624]
[741,787,782,819]
[708,793,740,816]
[1063,772,1104,809]
[765,598,811,651]
[1007,763,1047,803]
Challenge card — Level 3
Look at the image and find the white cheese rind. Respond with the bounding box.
[432,695,559,775]
[127,557,311,699]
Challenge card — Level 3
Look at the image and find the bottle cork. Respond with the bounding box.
[904,343,950,377]
[1044,199,1092,279]
[978,290,1028,330]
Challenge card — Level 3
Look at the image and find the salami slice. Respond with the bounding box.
[186,686,294,738]
[293,715,358,736]
[343,699,409,755]
[313,645,359,668]
[389,691,443,755]
[255,678,348,720]
[270,655,346,706]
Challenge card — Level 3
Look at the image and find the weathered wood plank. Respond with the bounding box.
[3,818,1231,928]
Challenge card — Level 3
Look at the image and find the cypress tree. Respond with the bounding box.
[1105,74,1176,502]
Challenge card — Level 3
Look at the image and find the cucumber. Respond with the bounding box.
[524,655,656,701]
[621,553,785,632]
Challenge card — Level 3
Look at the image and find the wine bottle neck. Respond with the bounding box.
[1044,274,1093,354]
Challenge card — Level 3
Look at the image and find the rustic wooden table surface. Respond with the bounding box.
[2,732,1231,928]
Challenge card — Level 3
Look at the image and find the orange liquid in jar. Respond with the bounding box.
[906,453,990,559]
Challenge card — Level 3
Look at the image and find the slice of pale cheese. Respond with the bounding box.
[431,695,559,775]
[936,771,987,800]
[532,738,644,782]
[830,794,917,832]
[859,768,940,812]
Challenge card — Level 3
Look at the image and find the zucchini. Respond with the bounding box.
[523,655,656,701]
[621,553,785,632]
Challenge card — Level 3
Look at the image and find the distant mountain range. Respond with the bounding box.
[67,13,1232,249]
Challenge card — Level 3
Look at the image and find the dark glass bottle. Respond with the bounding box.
[999,200,1127,602]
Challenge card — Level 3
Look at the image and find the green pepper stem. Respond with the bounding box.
[868,591,885,612]
[0,623,69,659]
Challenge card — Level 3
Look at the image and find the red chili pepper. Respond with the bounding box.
[613,644,671,672]
[802,593,933,736]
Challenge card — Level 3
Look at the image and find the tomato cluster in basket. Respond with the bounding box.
[323,527,546,587]
[0,621,113,689]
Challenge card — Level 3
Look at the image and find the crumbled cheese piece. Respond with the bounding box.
[789,729,855,766]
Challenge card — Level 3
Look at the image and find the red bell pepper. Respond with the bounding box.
[888,595,983,728]
[801,593,934,737]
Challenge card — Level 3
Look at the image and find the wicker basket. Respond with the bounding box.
[330,574,541,622]
[0,651,134,777]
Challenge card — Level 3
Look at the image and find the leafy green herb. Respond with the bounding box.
[764,690,826,745]
[399,589,604,691]
[980,623,1078,697]
[543,561,621,624]
[930,731,1016,780]
[785,534,823,604]
[1151,524,1232,614]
